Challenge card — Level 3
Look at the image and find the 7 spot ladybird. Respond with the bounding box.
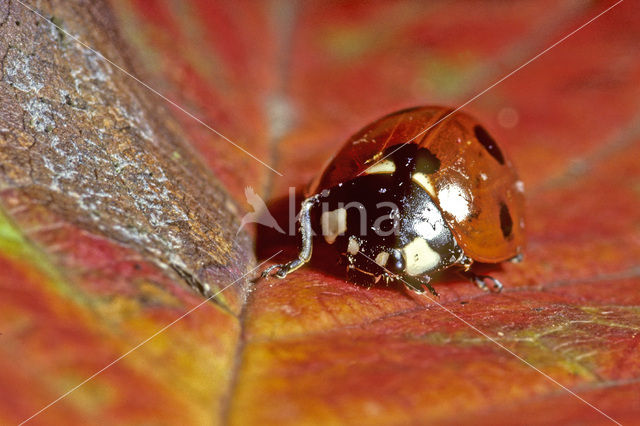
[263,106,525,296]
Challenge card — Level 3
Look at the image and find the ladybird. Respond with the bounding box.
[262,106,525,296]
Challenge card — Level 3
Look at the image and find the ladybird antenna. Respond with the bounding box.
[261,195,320,279]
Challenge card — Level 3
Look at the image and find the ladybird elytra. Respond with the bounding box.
[262,106,525,295]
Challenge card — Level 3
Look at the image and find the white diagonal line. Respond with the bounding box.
[361,0,624,176]
[18,252,281,425]
[355,250,622,426]
[14,0,283,177]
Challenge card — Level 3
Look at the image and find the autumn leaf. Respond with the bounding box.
[1,0,639,425]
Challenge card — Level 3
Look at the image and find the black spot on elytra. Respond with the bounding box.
[499,202,513,238]
[474,125,505,164]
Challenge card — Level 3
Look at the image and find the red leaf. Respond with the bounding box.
[1,0,638,424]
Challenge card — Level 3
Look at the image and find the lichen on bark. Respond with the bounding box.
[0,0,254,310]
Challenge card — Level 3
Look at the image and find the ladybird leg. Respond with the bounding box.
[484,275,504,292]
[345,264,357,282]
[509,253,524,263]
[403,275,439,297]
[458,269,504,293]
[262,195,319,279]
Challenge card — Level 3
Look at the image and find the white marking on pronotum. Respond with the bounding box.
[365,159,396,174]
[515,180,525,193]
[375,251,389,267]
[402,237,440,275]
[438,183,471,221]
[347,237,360,255]
[411,172,436,198]
[414,206,448,241]
[321,208,347,244]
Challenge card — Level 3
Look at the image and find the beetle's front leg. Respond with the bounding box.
[262,195,319,279]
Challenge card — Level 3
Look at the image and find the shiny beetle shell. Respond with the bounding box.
[307,106,525,263]
[263,106,525,295]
